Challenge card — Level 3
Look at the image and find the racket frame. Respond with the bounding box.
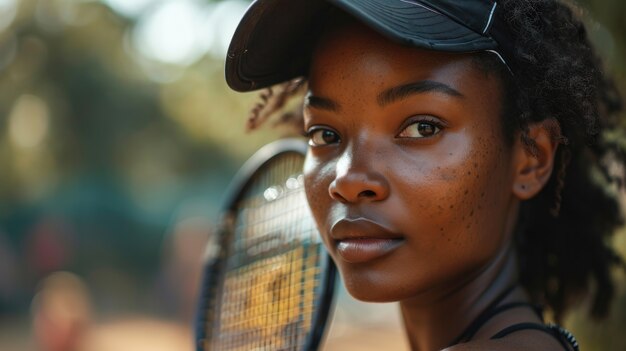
[195,138,336,351]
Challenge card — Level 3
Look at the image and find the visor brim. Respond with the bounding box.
[226,0,498,92]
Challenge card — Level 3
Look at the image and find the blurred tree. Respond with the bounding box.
[0,0,272,316]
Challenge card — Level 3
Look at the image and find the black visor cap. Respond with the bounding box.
[226,0,513,92]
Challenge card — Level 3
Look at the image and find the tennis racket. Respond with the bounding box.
[196,139,337,351]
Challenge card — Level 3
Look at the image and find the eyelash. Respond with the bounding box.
[305,116,445,146]
[306,126,341,147]
[396,116,445,139]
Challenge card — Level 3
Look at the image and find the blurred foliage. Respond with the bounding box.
[0,0,623,350]
[0,0,280,318]
[577,0,626,113]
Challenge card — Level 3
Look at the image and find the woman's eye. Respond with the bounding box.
[308,128,340,146]
[398,120,441,139]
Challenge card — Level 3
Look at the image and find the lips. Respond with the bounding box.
[330,217,404,263]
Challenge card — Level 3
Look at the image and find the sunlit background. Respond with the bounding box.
[0,0,624,350]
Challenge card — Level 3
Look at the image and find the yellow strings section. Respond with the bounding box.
[211,245,321,351]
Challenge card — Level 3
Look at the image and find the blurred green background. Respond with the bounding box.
[0,0,624,350]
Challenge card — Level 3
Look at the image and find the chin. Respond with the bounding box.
[338,265,421,303]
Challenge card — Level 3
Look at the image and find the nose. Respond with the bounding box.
[328,148,390,203]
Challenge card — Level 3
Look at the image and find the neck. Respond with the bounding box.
[399,245,519,351]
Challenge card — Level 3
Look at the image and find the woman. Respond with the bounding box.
[225,0,624,350]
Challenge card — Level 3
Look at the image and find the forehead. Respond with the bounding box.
[307,18,503,104]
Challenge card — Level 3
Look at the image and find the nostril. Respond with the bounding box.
[329,177,388,203]
[331,191,348,203]
[358,190,376,198]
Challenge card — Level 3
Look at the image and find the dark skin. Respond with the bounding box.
[302,20,562,351]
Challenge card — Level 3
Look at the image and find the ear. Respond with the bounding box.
[511,119,561,200]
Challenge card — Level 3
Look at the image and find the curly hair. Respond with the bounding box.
[246,0,625,322]
[497,0,625,322]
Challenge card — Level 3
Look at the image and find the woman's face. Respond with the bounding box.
[303,21,521,302]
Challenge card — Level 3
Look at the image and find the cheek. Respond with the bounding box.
[303,152,328,200]
[303,153,334,235]
[421,136,511,261]
[392,132,513,273]
[458,134,511,233]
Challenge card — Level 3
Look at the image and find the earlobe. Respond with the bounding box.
[512,119,561,200]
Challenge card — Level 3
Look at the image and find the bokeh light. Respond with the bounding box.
[8,94,50,149]
[0,0,17,32]
[103,0,158,18]
[132,0,208,66]
[127,0,248,70]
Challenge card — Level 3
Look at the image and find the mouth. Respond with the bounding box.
[330,217,405,263]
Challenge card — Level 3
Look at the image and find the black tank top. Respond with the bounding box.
[448,286,580,351]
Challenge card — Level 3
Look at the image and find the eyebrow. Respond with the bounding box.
[305,80,463,112]
[305,95,341,112]
[377,80,463,106]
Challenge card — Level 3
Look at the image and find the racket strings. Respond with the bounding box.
[205,152,328,351]
[212,247,322,350]
[233,190,320,265]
